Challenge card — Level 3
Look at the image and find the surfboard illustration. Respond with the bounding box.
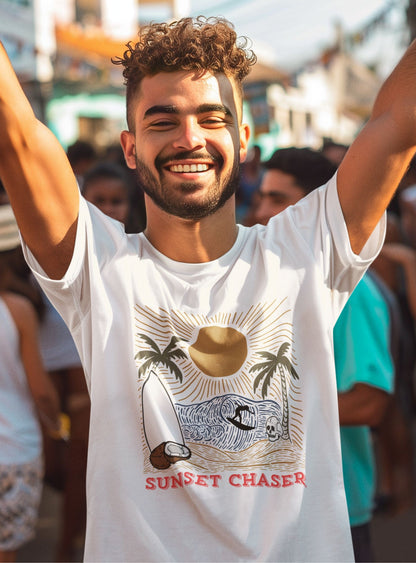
[142,370,191,470]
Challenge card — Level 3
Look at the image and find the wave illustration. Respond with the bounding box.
[177,394,282,451]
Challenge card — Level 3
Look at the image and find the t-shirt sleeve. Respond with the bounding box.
[281,173,386,316]
[21,196,128,333]
[21,197,133,386]
[333,276,395,394]
[21,196,91,332]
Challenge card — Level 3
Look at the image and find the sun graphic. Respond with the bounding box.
[188,326,247,377]
[134,299,298,402]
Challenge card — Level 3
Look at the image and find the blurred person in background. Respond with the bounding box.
[38,294,89,562]
[0,180,9,205]
[82,161,135,231]
[1,184,90,561]
[321,139,349,167]
[66,140,97,191]
[398,184,416,251]
[236,144,263,222]
[368,153,416,518]
[101,144,147,233]
[249,147,399,561]
[244,147,336,226]
[0,205,61,563]
[371,192,416,519]
[387,153,416,219]
[333,273,395,561]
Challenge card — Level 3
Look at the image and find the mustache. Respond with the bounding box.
[155,151,222,170]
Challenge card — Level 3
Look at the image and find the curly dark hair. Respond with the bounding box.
[112,16,257,129]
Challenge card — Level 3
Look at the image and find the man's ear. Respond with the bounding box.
[239,123,250,163]
[120,130,136,169]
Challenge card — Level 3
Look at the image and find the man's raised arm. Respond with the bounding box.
[338,40,416,255]
[0,41,79,279]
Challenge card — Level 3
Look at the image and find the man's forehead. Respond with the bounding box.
[140,69,234,89]
[136,70,241,114]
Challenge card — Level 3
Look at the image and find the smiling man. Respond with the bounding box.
[1,16,416,563]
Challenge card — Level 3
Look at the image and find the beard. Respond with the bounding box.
[134,151,240,220]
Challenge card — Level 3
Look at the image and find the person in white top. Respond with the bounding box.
[1,16,416,562]
[0,205,60,562]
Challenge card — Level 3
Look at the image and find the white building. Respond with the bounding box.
[0,0,382,153]
[244,47,381,158]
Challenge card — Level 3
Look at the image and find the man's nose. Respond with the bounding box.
[172,118,206,151]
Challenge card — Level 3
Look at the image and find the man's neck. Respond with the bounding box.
[143,198,238,263]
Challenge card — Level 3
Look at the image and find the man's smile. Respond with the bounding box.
[157,151,220,178]
[168,163,210,173]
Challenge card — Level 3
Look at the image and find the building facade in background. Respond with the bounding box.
[0,0,384,155]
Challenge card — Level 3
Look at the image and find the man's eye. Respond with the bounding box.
[150,120,176,128]
[202,117,226,126]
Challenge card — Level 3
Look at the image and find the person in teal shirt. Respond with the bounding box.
[334,272,395,562]
[249,147,396,561]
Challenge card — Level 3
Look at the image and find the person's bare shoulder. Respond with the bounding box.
[1,291,37,332]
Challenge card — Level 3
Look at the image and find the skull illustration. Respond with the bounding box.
[266,416,282,442]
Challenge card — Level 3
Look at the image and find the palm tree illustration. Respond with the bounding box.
[135,334,187,382]
[249,342,299,440]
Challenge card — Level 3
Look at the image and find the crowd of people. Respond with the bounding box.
[241,144,416,561]
[0,14,415,563]
[1,138,415,563]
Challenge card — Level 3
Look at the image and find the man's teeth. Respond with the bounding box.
[170,163,209,173]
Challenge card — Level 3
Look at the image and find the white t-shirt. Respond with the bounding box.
[24,175,385,562]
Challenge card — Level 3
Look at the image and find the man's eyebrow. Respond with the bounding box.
[143,103,232,118]
[144,105,178,118]
[197,104,232,116]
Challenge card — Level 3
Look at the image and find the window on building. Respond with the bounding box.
[78,115,124,150]
[75,0,101,25]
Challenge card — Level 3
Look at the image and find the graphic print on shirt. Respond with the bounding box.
[134,299,304,478]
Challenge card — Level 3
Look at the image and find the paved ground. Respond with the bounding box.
[16,482,416,563]
[372,502,416,562]
[17,485,83,563]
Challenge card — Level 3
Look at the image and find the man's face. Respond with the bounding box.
[252,169,306,225]
[121,70,249,221]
